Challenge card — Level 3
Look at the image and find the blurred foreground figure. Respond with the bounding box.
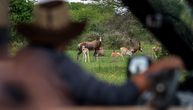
[0,0,72,108]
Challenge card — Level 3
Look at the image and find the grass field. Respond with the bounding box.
[65,42,155,85]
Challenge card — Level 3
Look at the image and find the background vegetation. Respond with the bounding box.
[9,0,156,50]
[10,0,193,49]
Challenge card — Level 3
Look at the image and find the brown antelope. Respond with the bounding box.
[82,46,90,62]
[111,51,124,61]
[129,39,143,54]
[77,36,102,61]
[120,47,133,56]
[96,47,105,56]
[111,51,122,57]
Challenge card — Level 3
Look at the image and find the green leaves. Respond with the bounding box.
[9,0,34,43]
[69,3,114,27]
[10,0,34,24]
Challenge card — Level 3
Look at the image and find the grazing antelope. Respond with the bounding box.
[82,45,90,62]
[129,39,143,54]
[96,47,105,56]
[120,47,133,56]
[111,51,124,61]
[77,37,102,61]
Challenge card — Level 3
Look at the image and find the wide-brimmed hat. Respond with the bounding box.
[16,0,86,46]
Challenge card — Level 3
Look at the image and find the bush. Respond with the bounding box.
[9,0,34,43]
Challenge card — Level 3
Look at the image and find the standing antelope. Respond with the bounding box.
[82,45,90,62]
[129,39,143,54]
[77,36,102,61]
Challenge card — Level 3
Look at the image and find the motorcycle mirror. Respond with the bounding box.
[127,56,152,78]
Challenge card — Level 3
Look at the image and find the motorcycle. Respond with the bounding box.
[120,0,193,109]
[127,56,193,110]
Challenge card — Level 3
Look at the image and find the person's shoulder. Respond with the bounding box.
[17,46,56,56]
[14,46,59,63]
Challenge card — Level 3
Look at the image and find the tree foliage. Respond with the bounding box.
[10,0,193,52]
[9,0,34,43]
[9,0,154,49]
[69,2,114,32]
[68,2,115,48]
[68,2,155,49]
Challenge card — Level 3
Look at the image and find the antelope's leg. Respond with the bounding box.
[87,51,90,62]
[96,53,99,61]
[82,53,84,62]
[77,50,82,61]
[83,53,86,62]
[121,55,124,61]
[94,50,99,61]
[93,50,96,60]
[85,54,87,62]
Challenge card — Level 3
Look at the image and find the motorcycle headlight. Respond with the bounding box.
[127,56,152,77]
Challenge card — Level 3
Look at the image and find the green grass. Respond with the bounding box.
[65,42,155,85]
[66,50,129,84]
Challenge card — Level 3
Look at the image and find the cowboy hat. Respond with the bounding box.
[16,0,86,46]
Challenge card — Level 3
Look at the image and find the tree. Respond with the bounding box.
[9,0,34,43]
[68,2,115,49]
[68,1,155,49]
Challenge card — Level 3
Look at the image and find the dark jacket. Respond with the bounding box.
[49,50,141,105]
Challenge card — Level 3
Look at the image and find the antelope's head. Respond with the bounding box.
[82,45,86,49]
[99,37,102,42]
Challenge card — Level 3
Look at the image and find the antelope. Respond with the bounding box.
[120,47,133,56]
[82,45,90,62]
[129,39,143,54]
[77,37,102,61]
[96,47,105,56]
[111,51,124,61]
